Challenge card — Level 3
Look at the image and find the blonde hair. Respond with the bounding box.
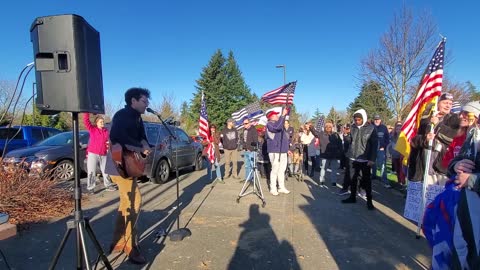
[94,115,104,124]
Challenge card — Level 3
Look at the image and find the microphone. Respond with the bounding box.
[146,107,158,115]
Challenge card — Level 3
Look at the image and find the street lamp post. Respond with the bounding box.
[275,65,286,85]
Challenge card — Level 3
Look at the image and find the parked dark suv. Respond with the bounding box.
[143,122,204,184]
[3,131,89,181]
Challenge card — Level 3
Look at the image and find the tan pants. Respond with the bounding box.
[223,149,238,177]
[110,175,142,254]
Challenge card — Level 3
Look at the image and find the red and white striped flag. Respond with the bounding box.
[395,39,446,161]
[261,81,296,105]
[199,92,215,164]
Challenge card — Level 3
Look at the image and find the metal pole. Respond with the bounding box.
[416,97,439,238]
[276,65,286,85]
[32,82,36,125]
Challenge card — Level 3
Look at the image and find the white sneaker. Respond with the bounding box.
[358,190,366,199]
[278,189,290,194]
[270,190,279,196]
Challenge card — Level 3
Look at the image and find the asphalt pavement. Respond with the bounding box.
[0,163,431,270]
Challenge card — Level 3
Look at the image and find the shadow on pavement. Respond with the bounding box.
[0,166,206,269]
[227,204,300,270]
[112,170,214,269]
[299,182,431,270]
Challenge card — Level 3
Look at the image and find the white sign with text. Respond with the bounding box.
[403,181,445,223]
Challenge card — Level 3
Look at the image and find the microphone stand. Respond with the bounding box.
[150,112,191,242]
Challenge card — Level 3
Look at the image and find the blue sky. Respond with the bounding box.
[0,0,478,117]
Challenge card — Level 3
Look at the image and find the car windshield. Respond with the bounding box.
[36,132,88,146]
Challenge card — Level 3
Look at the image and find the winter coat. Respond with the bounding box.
[448,128,480,192]
[242,126,259,152]
[220,127,239,150]
[346,109,377,162]
[266,116,289,153]
[311,129,343,160]
[374,124,390,149]
[409,112,460,181]
[83,113,109,155]
[342,133,352,153]
[442,133,467,169]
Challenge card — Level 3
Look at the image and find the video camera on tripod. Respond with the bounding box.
[250,141,260,151]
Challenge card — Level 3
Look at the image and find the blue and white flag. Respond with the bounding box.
[231,101,264,129]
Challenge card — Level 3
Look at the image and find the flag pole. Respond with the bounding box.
[278,83,291,162]
[415,97,438,238]
[415,37,446,239]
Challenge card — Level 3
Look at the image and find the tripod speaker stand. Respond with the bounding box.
[49,113,112,270]
[236,147,266,207]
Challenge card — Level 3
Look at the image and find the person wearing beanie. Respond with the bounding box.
[341,108,377,210]
[408,92,460,186]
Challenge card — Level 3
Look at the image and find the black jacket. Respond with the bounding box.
[311,129,343,159]
[408,112,460,180]
[346,123,377,162]
[242,126,259,151]
[221,127,239,150]
[110,106,148,148]
[342,133,352,153]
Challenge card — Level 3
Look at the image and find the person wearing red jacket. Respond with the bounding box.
[83,112,115,193]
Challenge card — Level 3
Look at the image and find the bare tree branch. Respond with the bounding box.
[360,7,438,121]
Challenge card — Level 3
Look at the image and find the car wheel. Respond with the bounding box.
[194,153,204,171]
[153,159,170,184]
[54,160,74,181]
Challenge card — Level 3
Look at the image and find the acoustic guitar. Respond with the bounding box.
[111,143,147,178]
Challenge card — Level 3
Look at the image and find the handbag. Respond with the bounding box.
[111,143,146,178]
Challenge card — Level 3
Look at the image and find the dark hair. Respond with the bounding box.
[210,124,217,129]
[125,87,151,106]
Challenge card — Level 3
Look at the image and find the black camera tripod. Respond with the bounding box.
[236,149,266,207]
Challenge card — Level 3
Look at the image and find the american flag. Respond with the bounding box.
[231,101,264,130]
[261,81,297,105]
[315,115,325,131]
[395,39,446,160]
[199,92,215,164]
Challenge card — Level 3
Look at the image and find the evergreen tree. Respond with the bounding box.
[348,81,393,122]
[189,50,256,129]
[466,81,480,100]
[327,106,341,127]
[311,108,323,121]
[23,107,52,127]
[189,50,226,128]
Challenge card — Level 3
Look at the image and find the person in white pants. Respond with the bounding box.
[265,108,290,196]
[83,113,115,193]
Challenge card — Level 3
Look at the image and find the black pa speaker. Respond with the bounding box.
[30,14,104,115]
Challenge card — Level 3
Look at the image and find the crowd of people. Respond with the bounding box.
[201,106,406,211]
[82,87,480,268]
